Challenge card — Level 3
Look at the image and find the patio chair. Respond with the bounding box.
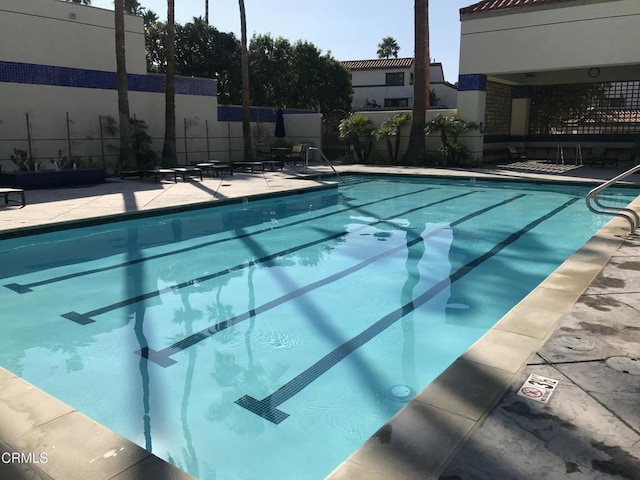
[285,144,309,166]
[256,144,283,171]
[508,146,527,160]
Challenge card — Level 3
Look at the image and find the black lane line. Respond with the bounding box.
[235,197,579,424]
[60,191,478,325]
[4,186,438,294]
[139,194,527,367]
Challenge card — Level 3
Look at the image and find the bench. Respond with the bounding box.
[0,187,26,207]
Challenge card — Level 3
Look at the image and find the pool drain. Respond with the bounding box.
[389,385,415,402]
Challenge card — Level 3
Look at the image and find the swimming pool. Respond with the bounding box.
[1,175,638,479]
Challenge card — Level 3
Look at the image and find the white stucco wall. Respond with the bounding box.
[0,0,146,74]
[349,64,453,110]
[0,0,321,171]
[431,83,458,109]
[460,0,640,75]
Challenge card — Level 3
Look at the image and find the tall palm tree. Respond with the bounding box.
[238,0,254,161]
[402,0,430,165]
[377,36,400,59]
[114,0,135,170]
[205,0,209,24]
[161,0,177,166]
[124,0,143,14]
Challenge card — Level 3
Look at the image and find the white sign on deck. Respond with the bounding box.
[516,373,559,404]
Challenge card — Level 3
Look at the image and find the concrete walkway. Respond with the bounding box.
[0,162,639,480]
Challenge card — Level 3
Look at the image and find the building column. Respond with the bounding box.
[511,85,532,138]
[456,74,486,163]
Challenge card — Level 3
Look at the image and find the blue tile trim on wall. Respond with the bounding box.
[512,85,532,99]
[0,60,216,96]
[457,74,487,92]
[218,105,315,122]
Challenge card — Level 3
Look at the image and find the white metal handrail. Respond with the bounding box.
[586,162,640,234]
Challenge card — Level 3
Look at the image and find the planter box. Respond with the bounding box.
[0,169,106,190]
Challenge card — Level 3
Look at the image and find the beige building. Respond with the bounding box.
[342,58,458,111]
[0,0,321,172]
[457,0,640,162]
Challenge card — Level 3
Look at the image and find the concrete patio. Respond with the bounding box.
[0,161,638,480]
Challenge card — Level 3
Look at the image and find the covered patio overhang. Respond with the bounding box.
[457,0,640,164]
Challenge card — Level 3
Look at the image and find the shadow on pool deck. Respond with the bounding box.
[0,162,639,480]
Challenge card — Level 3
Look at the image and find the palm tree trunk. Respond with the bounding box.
[114,0,135,171]
[402,0,430,166]
[205,0,209,23]
[239,0,254,161]
[161,0,177,166]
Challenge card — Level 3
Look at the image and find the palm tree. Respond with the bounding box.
[338,113,374,164]
[205,0,209,23]
[377,37,400,59]
[238,0,254,161]
[426,114,479,165]
[375,113,412,163]
[401,0,430,165]
[124,0,144,14]
[114,0,135,170]
[161,0,177,166]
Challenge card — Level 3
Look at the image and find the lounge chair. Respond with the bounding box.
[0,187,26,207]
[196,162,234,177]
[234,160,266,173]
[172,167,203,181]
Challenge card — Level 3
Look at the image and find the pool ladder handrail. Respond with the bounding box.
[585,162,640,234]
[306,146,342,182]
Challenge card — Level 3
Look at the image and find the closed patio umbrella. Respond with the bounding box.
[274,108,286,138]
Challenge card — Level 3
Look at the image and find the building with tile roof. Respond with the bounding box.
[460,0,566,15]
[341,58,458,111]
[456,0,640,162]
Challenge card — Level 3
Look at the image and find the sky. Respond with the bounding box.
[88,0,474,82]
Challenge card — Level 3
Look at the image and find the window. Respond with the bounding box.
[385,72,404,86]
[384,98,409,108]
[529,81,640,135]
[484,81,512,135]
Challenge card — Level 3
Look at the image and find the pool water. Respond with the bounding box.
[1,176,638,479]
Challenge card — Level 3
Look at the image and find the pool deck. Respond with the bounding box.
[0,161,638,480]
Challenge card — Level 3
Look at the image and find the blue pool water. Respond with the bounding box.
[1,176,638,479]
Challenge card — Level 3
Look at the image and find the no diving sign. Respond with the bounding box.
[517,373,559,404]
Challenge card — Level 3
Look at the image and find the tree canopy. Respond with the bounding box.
[377,37,400,59]
[144,19,351,112]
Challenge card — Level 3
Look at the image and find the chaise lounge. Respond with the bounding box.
[0,187,26,207]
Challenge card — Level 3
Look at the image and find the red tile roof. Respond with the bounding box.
[577,109,640,124]
[341,58,414,70]
[460,0,566,15]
